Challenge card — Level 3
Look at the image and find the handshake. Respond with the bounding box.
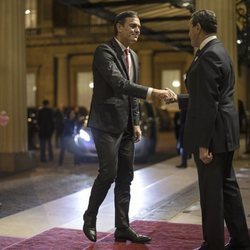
[151,88,177,104]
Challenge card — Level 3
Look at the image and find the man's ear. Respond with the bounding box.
[196,23,202,32]
[116,23,123,33]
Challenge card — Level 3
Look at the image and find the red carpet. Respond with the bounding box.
[86,220,205,250]
[0,236,24,249]
[3,229,108,250]
[2,220,249,250]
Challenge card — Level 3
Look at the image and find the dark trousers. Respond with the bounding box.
[194,151,250,250]
[179,147,188,166]
[58,136,79,165]
[39,136,53,162]
[84,127,134,228]
[55,131,63,149]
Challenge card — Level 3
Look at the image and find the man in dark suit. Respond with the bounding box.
[83,11,177,243]
[37,99,54,162]
[183,10,250,250]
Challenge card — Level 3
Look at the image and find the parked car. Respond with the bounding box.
[73,101,158,162]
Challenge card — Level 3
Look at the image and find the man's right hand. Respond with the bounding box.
[152,88,177,104]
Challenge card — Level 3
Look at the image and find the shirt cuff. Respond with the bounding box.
[146,87,153,100]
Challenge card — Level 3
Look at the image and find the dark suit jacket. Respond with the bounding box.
[38,107,54,138]
[183,39,240,153]
[88,38,148,134]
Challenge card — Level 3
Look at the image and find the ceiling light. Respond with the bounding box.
[182,2,190,7]
[172,80,180,88]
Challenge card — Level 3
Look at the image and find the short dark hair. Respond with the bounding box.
[191,9,217,34]
[42,99,49,106]
[114,11,138,35]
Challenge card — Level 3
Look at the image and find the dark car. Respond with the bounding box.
[73,101,158,162]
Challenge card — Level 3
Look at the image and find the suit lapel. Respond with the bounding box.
[186,39,221,77]
[130,50,137,82]
[197,38,220,58]
[110,38,129,79]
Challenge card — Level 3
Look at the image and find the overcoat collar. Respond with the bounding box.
[186,38,221,77]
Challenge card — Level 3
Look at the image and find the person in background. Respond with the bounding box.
[37,99,54,163]
[175,108,188,168]
[73,106,85,135]
[0,110,9,208]
[173,111,181,144]
[54,106,64,149]
[238,99,247,133]
[83,10,177,244]
[183,9,250,250]
[58,109,79,166]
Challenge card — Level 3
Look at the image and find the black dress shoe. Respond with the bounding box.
[193,247,206,250]
[176,163,187,168]
[114,227,151,243]
[193,242,208,250]
[83,214,97,242]
[225,243,250,250]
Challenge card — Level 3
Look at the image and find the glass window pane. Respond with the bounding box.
[25,0,37,28]
[161,69,181,94]
[26,73,36,107]
[77,72,93,111]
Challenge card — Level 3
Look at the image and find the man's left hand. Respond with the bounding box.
[133,125,142,143]
[199,147,213,165]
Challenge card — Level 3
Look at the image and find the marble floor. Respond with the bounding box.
[0,139,249,241]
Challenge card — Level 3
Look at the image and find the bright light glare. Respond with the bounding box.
[172,80,180,88]
[89,82,94,88]
[237,39,242,44]
[25,9,31,15]
[79,129,90,142]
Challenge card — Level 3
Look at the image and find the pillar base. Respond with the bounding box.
[0,151,36,173]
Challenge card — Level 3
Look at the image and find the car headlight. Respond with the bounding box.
[78,129,91,142]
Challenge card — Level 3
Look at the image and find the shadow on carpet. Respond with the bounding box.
[2,220,249,250]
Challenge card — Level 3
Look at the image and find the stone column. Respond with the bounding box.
[0,0,35,172]
[56,54,69,107]
[195,0,238,104]
[138,50,153,87]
